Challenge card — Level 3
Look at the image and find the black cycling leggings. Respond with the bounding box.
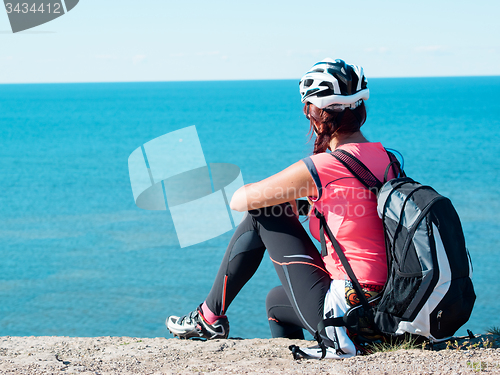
[205,202,331,338]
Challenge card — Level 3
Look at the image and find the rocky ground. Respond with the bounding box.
[0,334,499,374]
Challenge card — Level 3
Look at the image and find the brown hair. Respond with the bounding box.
[304,101,367,155]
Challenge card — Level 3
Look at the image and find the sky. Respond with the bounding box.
[0,0,499,83]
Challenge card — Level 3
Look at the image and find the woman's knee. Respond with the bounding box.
[266,286,286,317]
[266,286,294,324]
[266,286,305,339]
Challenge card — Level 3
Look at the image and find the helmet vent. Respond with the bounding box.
[318,81,333,90]
[303,79,313,88]
[305,88,320,97]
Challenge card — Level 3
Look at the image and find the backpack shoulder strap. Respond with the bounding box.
[332,148,406,189]
[330,149,383,193]
[314,207,375,354]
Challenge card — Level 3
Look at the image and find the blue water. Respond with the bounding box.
[0,77,499,339]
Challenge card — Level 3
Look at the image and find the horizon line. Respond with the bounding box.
[1,74,499,85]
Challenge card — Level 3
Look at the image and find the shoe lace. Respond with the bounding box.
[177,309,200,325]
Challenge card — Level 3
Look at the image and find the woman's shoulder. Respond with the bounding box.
[302,152,340,174]
[337,142,393,179]
[337,142,385,154]
[304,142,386,164]
[304,142,390,178]
[337,142,389,162]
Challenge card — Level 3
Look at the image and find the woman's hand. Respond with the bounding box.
[229,160,318,212]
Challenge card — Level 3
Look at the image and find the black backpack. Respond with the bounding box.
[314,149,476,354]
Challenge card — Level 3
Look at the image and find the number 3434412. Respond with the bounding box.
[5,2,62,14]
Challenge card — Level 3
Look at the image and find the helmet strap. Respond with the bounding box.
[350,107,362,128]
[334,110,345,131]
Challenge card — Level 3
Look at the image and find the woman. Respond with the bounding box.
[166,58,395,359]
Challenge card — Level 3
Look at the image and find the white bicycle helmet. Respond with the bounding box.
[299,58,369,110]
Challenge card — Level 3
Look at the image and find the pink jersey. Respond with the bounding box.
[301,142,394,285]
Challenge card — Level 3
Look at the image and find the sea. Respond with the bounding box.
[0,77,499,340]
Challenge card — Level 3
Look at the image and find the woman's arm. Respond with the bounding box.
[229,160,318,212]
